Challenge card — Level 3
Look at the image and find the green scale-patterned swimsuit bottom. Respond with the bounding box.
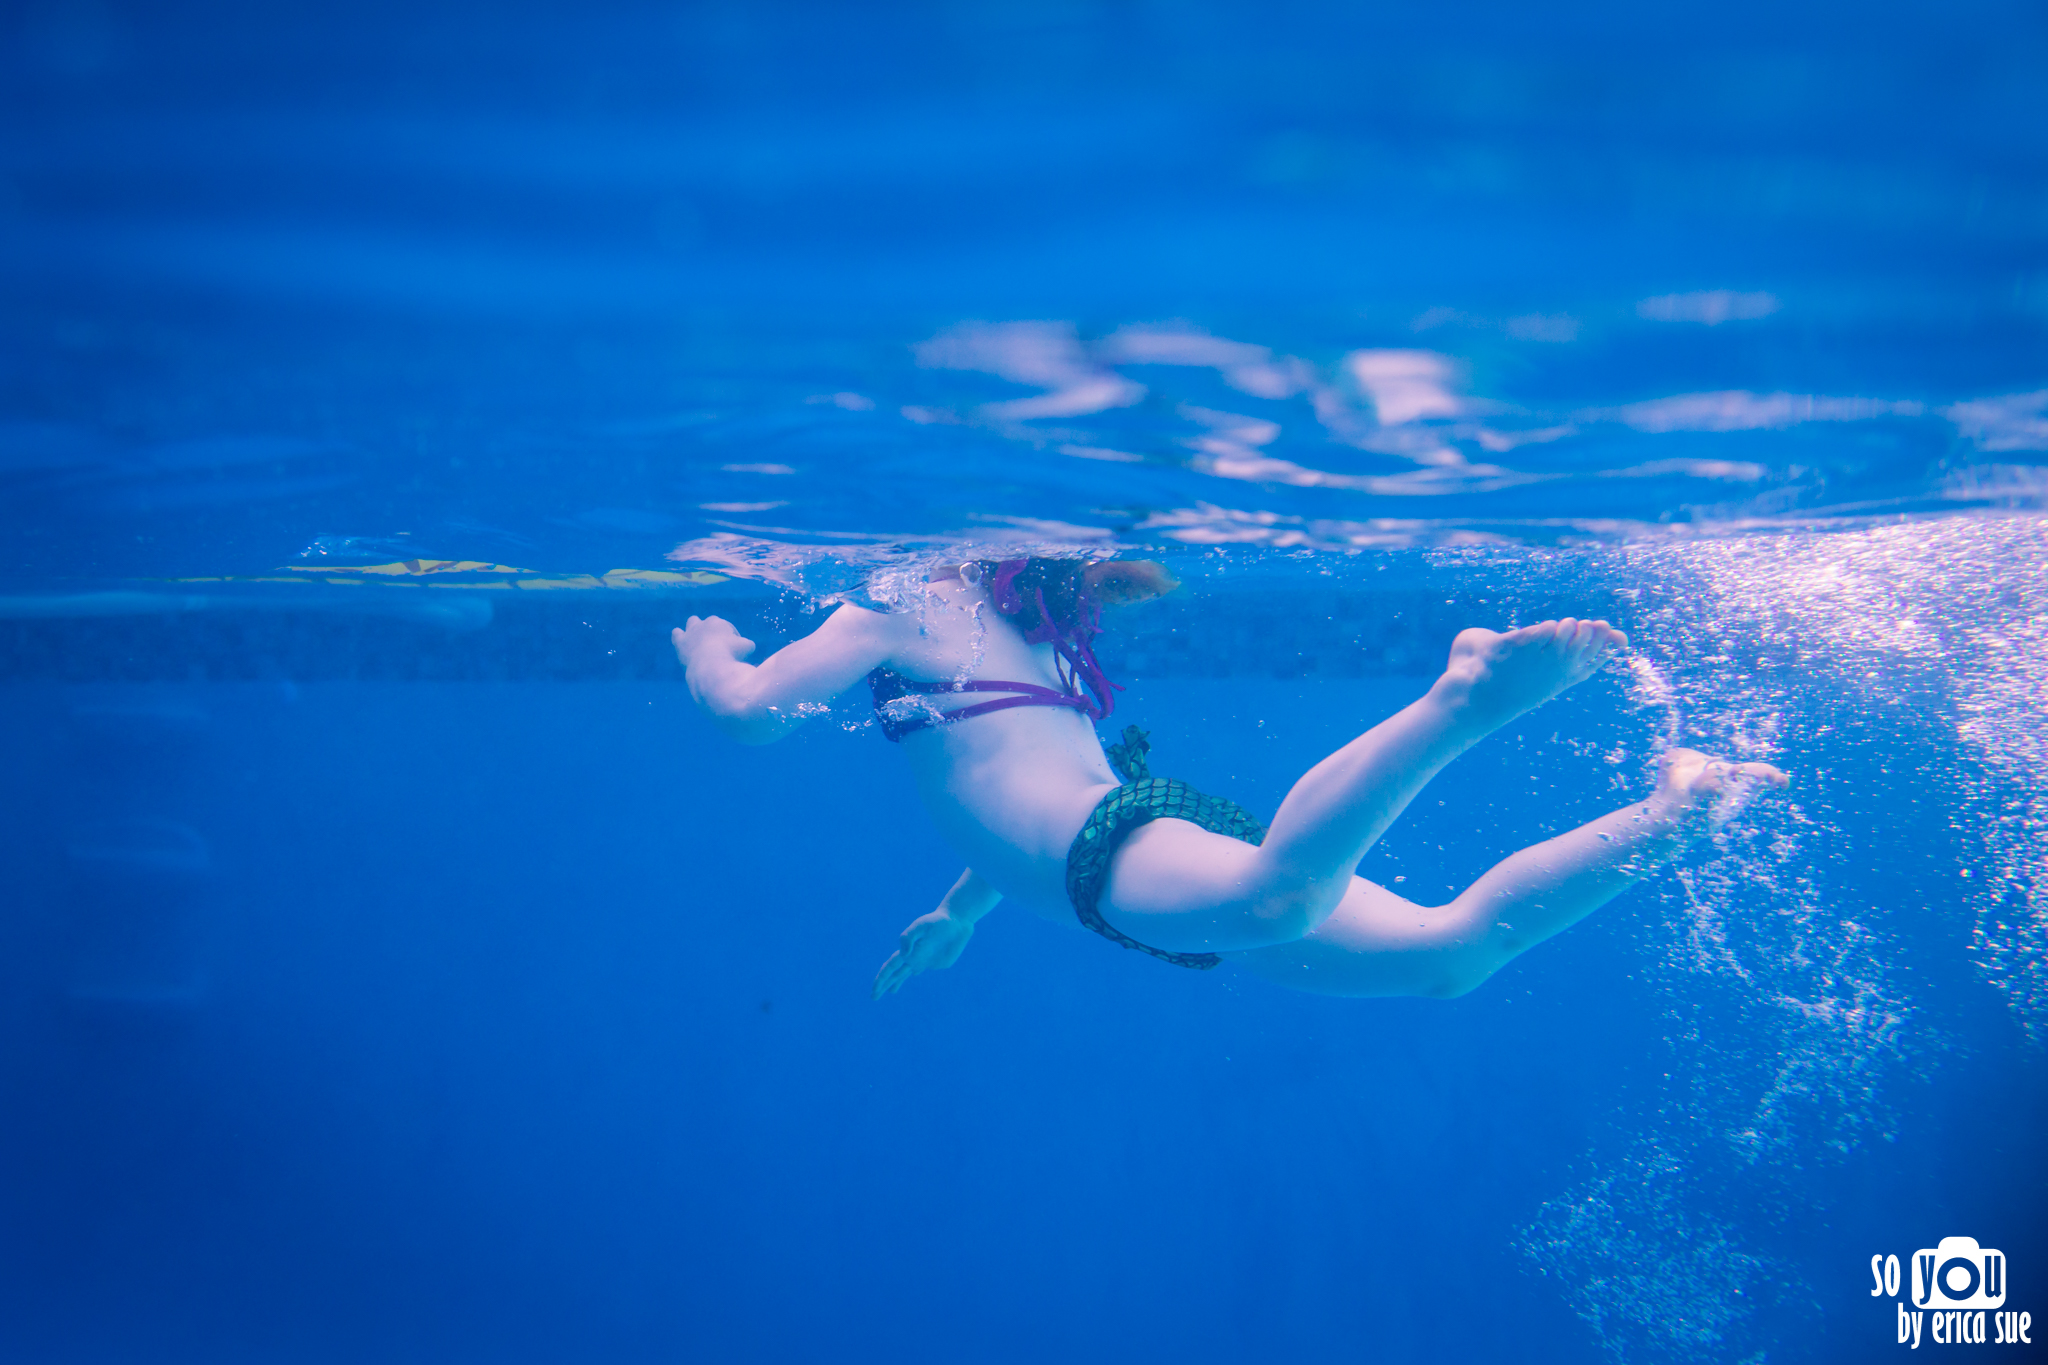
[1064,759,1270,971]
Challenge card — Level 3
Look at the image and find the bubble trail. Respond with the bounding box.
[1502,518,2048,1363]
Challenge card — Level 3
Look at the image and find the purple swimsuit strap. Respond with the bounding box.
[887,678,1079,699]
[873,677,1094,742]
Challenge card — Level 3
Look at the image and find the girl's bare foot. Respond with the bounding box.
[1650,747,1792,832]
[1433,618,1629,731]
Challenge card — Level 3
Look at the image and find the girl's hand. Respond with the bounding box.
[871,908,976,999]
[671,615,755,669]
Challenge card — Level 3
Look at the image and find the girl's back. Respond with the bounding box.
[862,573,1123,919]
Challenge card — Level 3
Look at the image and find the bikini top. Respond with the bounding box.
[869,557,1121,743]
[868,670,1102,741]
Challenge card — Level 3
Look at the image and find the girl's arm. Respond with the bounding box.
[672,604,900,744]
[871,869,1003,999]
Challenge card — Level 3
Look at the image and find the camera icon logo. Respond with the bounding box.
[1913,1236,2006,1310]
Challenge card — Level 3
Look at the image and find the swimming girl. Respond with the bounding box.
[671,558,1788,1000]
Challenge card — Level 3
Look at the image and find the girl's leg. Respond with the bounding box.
[1100,618,1628,954]
[1233,749,1790,997]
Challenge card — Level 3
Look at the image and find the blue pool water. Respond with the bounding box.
[2,3,2045,1362]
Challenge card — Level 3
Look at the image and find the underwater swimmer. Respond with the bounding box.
[671,558,1789,1000]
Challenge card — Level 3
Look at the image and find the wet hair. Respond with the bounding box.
[974,557,1091,639]
[973,557,1117,716]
